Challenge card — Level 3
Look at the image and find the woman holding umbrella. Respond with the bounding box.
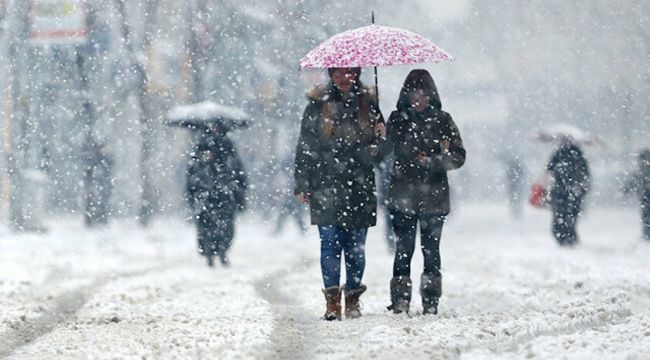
[386,70,465,315]
[294,67,387,320]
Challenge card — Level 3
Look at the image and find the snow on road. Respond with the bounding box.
[1,204,649,359]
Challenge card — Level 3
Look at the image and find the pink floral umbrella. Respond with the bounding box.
[299,17,452,109]
[299,24,453,68]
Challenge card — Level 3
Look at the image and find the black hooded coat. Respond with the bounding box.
[386,70,465,216]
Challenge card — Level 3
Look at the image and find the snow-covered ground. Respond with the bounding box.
[1,203,649,359]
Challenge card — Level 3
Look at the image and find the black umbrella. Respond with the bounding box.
[534,124,603,146]
[166,101,251,131]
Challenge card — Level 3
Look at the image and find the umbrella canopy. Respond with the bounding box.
[535,124,602,146]
[166,101,250,130]
[299,24,453,68]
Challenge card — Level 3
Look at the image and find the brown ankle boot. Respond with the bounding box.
[322,286,342,321]
[344,284,367,319]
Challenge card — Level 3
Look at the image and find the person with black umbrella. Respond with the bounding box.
[546,139,591,246]
[186,124,248,267]
[167,102,249,267]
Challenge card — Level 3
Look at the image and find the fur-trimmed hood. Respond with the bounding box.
[306,81,376,103]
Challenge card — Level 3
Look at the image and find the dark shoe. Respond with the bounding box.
[219,253,230,267]
[343,284,367,319]
[422,298,438,315]
[387,276,412,314]
[206,256,214,267]
[421,273,442,315]
[322,286,342,321]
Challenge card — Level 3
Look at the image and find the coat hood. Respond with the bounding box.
[396,69,442,111]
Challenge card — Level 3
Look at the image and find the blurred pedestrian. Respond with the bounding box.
[294,67,387,320]
[546,140,591,246]
[505,157,526,217]
[623,149,650,240]
[385,70,466,315]
[274,157,308,235]
[187,127,247,267]
[83,141,114,227]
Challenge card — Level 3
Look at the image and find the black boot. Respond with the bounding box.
[218,253,230,267]
[387,276,412,314]
[206,255,214,268]
[420,273,442,315]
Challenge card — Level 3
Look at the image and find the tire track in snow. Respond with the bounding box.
[0,260,190,359]
[254,258,317,360]
[447,305,633,357]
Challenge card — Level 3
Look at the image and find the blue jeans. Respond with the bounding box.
[318,225,368,290]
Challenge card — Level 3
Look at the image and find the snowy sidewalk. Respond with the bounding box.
[1,204,649,359]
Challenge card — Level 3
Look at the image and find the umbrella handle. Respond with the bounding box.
[374,66,379,105]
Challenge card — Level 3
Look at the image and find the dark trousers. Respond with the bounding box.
[391,210,445,277]
[551,195,583,246]
[197,211,234,258]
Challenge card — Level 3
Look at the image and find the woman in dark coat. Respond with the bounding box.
[546,140,590,246]
[294,67,387,320]
[187,131,247,267]
[386,69,465,315]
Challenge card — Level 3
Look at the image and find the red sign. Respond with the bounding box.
[29,0,87,44]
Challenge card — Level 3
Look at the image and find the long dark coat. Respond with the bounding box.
[386,72,465,216]
[294,82,386,228]
[186,135,248,222]
[546,142,590,207]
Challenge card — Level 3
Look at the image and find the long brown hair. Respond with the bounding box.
[320,69,375,141]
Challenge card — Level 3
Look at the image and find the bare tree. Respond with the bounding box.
[114,0,160,226]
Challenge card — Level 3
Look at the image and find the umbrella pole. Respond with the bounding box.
[371,11,380,114]
[374,66,379,104]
